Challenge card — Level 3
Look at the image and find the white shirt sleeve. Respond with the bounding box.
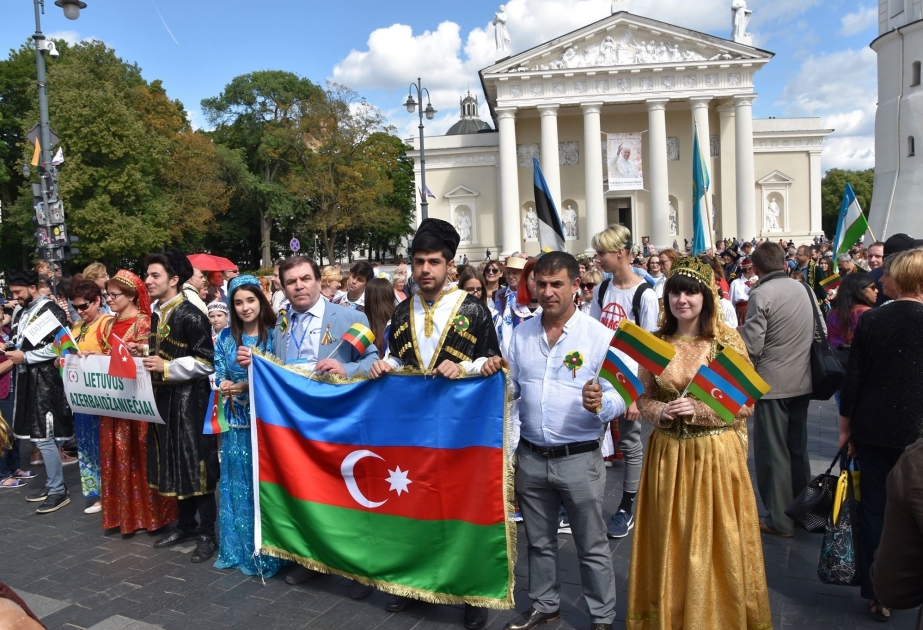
[638,287,660,332]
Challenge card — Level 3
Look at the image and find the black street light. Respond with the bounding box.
[404,78,436,221]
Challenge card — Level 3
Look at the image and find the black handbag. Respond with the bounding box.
[801,281,845,401]
[817,455,861,586]
[786,448,843,533]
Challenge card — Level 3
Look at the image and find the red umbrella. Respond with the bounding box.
[187,253,238,272]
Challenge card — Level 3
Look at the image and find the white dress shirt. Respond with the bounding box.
[152,293,214,381]
[509,308,625,447]
[286,298,326,366]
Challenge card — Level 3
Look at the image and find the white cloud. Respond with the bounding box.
[839,5,878,37]
[777,47,878,170]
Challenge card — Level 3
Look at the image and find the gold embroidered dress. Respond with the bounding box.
[627,327,772,630]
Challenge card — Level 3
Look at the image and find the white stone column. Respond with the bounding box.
[497,108,522,256]
[538,105,562,208]
[690,97,713,241]
[647,99,670,249]
[809,149,824,236]
[717,103,737,237]
[581,102,605,251]
[734,95,757,241]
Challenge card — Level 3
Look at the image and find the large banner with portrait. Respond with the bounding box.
[607,133,644,191]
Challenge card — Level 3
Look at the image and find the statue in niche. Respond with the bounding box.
[493,5,511,55]
[732,0,753,42]
[563,205,578,238]
[765,198,782,231]
[455,209,472,242]
[668,201,678,236]
[523,207,538,240]
[667,137,680,162]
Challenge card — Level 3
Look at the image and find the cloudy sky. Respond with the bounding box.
[1,0,878,171]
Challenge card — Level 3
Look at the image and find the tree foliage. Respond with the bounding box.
[820,168,875,237]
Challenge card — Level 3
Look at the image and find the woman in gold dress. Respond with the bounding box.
[627,257,772,630]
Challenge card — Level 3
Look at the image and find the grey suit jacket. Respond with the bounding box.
[272,299,379,378]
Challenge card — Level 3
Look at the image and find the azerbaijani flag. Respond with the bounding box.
[250,353,515,608]
[832,183,870,270]
[687,365,748,424]
[598,346,644,407]
[340,323,375,354]
[611,319,676,376]
[52,328,78,356]
[710,346,771,406]
[203,390,229,434]
[820,273,842,292]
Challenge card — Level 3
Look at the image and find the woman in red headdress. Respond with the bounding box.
[98,270,177,534]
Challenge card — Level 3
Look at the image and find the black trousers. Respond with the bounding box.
[853,441,904,602]
[178,493,217,538]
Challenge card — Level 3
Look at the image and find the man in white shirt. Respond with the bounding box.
[647,254,666,298]
[729,257,757,324]
[589,224,659,539]
[483,251,621,630]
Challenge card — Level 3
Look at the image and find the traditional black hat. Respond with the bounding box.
[6,269,39,287]
[412,218,461,258]
[721,246,739,260]
[162,248,193,286]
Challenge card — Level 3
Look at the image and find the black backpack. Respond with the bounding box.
[596,279,654,325]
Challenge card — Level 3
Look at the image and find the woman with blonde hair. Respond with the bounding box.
[83,263,111,313]
[319,266,341,301]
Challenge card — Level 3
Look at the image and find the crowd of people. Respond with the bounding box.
[0,220,922,630]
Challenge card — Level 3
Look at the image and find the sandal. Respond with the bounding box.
[13,469,36,479]
[869,600,891,622]
[1,477,25,488]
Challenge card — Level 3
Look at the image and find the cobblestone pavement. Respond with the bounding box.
[1,399,919,629]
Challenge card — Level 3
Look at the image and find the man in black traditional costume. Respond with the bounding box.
[5,270,73,514]
[369,218,501,629]
[142,249,219,563]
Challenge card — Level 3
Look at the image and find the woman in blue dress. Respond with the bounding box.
[214,275,286,578]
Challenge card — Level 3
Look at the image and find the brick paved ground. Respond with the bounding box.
[1,399,919,629]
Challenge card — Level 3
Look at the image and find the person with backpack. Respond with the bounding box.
[589,224,660,539]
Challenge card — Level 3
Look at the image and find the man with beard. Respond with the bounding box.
[142,249,219,563]
[5,269,73,513]
[369,218,500,629]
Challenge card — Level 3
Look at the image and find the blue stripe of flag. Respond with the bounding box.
[602,348,644,393]
[251,354,504,449]
[696,364,747,407]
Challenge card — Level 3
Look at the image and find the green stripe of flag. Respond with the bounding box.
[614,332,671,368]
[714,353,763,401]
[687,382,736,424]
[259,482,510,600]
[599,367,632,407]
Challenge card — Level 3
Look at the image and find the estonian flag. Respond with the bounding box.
[532,157,566,251]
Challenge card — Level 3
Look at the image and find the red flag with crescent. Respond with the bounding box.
[107,333,137,379]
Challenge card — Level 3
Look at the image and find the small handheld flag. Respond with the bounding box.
[340,323,375,355]
[819,273,841,293]
[203,389,229,434]
[611,319,676,376]
[709,346,771,406]
[687,365,748,424]
[107,333,137,379]
[598,346,645,407]
[52,328,78,357]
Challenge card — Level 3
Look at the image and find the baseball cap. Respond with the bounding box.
[883,233,923,256]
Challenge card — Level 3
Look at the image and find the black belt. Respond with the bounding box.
[519,437,599,458]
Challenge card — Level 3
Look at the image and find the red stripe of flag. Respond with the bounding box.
[691,371,744,417]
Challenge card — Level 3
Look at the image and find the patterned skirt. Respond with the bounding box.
[74,413,100,498]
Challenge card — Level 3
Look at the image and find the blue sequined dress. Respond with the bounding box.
[213,328,286,577]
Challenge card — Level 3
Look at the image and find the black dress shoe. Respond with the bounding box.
[190,535,217,563]
[385,595,415,613]
[285,565,320,585]
[464,604,489,629]
[504,607,561,630]
[349,580,373,599]
[152,529,196,549]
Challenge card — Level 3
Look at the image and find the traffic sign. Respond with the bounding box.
[290,238,300,252]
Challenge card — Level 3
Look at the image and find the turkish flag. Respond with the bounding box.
[108,333,137,379]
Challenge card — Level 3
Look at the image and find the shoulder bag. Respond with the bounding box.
[800,280,844,401]
[786,447,843,533]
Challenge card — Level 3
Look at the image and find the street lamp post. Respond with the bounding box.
[403,78,436,222]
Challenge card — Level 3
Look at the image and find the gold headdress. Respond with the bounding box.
[668,256,715,290]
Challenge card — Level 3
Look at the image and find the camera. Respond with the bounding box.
[48,42,59,59]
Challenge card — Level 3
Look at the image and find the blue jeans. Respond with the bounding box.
[36,439,66,494]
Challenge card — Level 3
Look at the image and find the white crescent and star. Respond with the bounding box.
[117,343,131,363]
[340,450,412,509]
[710,387,724,400]
[616,373,628,385]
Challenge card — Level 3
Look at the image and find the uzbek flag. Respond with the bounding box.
[710,346,771,406]
[832,183,870,270]
[611,319,676,376]
[203,390,228,434]
[598,346,644,407]
[687,365,748,424]
[250,352,515,608]
[820,273,842,292]
[340,323,375,354]
[52,328,78,356]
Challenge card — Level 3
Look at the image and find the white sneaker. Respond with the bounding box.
[84,503,102,514]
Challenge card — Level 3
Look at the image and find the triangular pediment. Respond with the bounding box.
[757,170,795,185]
[444,185,480,198]
[482,12,772,76]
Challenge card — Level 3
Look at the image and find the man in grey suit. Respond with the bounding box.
[236,255,378,592]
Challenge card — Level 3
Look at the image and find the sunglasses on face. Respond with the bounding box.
[485,268,500,275]
[865,285,878,291]
[580,283,596,290]
[73,302,91,312]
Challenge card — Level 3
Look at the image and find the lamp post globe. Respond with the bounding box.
[404,95,416,114]
[424,103,436,120]
[54,0,87,20]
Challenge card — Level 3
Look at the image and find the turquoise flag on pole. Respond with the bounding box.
[692,123,711,256]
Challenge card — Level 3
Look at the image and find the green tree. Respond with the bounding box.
[820,168,875,237]
[202,71,323,267]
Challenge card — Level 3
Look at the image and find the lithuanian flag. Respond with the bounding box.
[820,273,841,292]
[203,390,228,434]
[598,346,644,407]
[341,323,375,354]
[710,346,771,405]
[687,365,748,424]
[251,353,515,608]
[611,319,676,375]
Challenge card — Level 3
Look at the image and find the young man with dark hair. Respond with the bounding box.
[142,248,220,563]
[793,244,827,305]
[369,218,500,629]
[333,261,373,311]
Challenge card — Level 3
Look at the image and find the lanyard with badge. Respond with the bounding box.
[290,313,312,364]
